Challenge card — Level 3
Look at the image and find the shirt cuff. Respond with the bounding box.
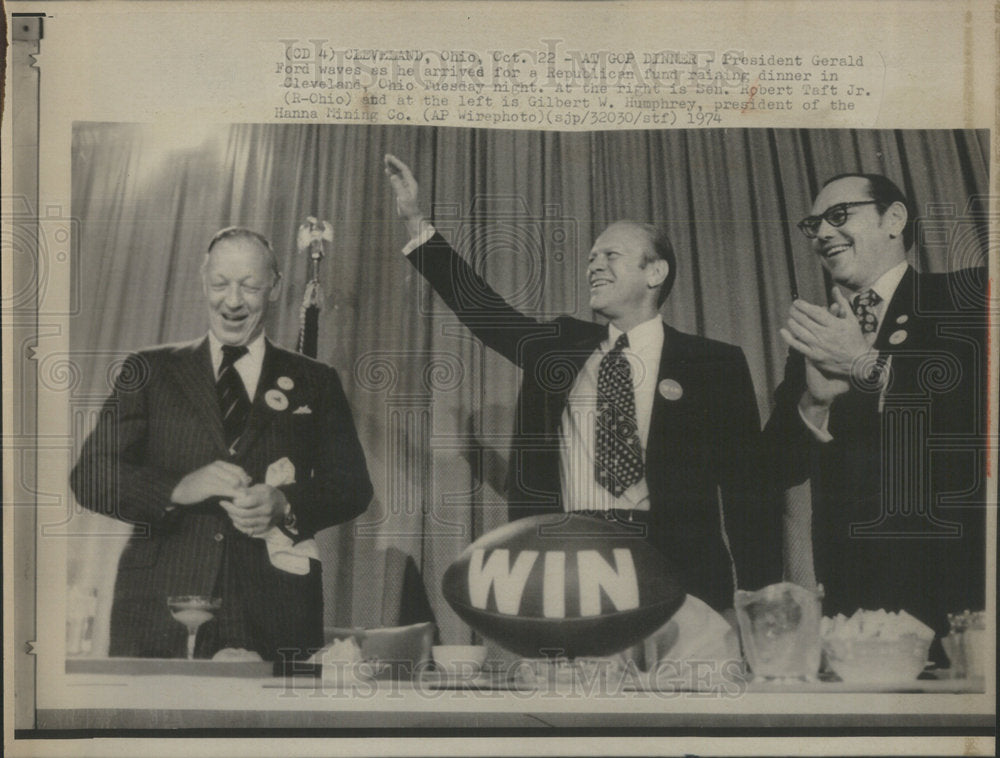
[798,403,833,443]
[402,225,436,255]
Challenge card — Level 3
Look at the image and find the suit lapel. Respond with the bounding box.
[556,326,605,414]
[644,324,703,524]
[830,268,916,427]
[163,338,228,453]
[568,328,605,368]
[874,266,916,352]
[234,339,285,456]
[647,323,689,458]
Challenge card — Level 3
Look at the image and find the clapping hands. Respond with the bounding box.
[779,288,879,416]
[779,288,875,380]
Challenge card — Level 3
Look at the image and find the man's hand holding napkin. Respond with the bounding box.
[220,457,319,575]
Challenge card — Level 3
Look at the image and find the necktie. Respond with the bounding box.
[595,333,644,498]
[851,289,891,388]
[851,289,883,335]
[217,344,250,453]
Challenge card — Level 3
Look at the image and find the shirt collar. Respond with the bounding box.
[868,261,909,305]
[606,316,663,352]
[207,331,266,371]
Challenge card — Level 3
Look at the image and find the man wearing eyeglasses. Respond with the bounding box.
[764,174,987,661]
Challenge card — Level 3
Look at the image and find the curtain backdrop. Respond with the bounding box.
[68,125,989,654]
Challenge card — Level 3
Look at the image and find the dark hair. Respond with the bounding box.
[632,223,677,307]
[206,226,280,278]
[822,173,915,249]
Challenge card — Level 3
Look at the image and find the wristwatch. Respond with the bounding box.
[283,501,298,532]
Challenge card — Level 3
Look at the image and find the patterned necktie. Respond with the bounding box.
[217,344,250,453]
[851,289,883,335]
[595,333,644,498]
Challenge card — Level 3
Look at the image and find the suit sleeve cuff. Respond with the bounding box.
[402,225,436,256]
[273,493,309,543]
[131,469,186,526]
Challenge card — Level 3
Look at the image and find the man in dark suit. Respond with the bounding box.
[385,155,780,618]
[71,227,373,660]
[765,174,987,655]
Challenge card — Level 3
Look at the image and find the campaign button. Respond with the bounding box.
[658,379,683,401]
[265,389,289,411]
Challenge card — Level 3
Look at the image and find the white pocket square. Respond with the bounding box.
[292,405,312,415]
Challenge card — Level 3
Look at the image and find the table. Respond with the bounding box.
[29,659,992,731]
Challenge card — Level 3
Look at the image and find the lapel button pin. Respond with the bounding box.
[265,389,289,411]
[659,379,683,401]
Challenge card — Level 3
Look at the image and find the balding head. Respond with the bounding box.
[201,228,282,346]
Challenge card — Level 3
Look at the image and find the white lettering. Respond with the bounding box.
[542,551,566,618]
[467,549,538,614]
[577,548,639,616]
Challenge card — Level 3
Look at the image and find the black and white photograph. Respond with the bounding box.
[47,121,1000,721]
[3,3,996,757]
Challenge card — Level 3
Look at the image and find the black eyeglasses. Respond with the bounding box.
[797,200,880,239]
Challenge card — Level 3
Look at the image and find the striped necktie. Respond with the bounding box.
[217,344,250,453]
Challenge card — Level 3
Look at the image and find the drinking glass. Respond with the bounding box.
[167,595,222,659]
[734,582,822,680]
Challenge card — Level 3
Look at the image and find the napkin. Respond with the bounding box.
[519,595,741,691]
[259,457,318,575]
[309,636,364,666]
[640,594,741,666]
[579,595,738,671]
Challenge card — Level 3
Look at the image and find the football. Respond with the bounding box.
[441,513,685,658]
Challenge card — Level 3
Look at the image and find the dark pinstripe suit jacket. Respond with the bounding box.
[71,337,373,659]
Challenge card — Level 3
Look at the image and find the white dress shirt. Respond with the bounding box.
[402,225,437,256]
[561,316,664,512]
[207,331,267,400]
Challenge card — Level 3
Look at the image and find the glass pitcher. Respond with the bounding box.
[734,582,823,680]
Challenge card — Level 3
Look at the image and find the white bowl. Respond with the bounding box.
[823,635,931,683]
[432,644,487,676]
